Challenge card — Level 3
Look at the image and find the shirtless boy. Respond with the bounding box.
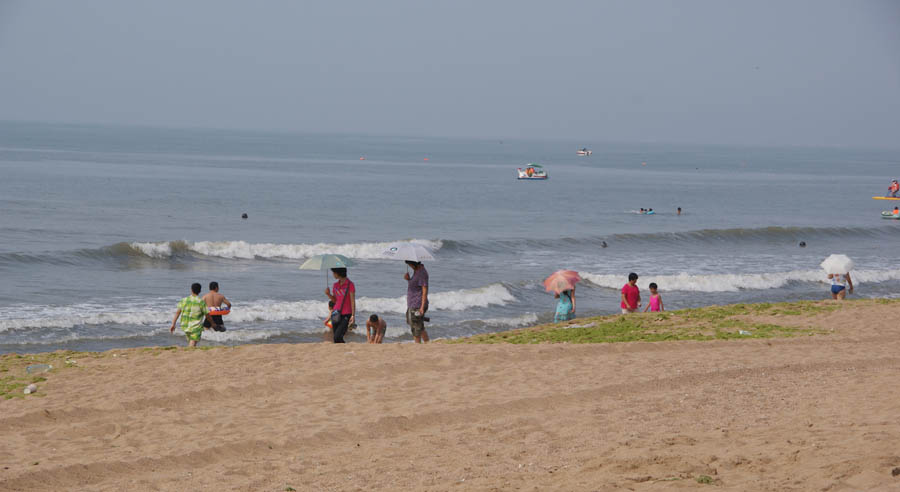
[202,281,232,332]
[366,314,386,344]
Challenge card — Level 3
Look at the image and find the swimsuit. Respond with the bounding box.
[831,274,847,294]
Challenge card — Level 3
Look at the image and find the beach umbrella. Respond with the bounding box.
[299,254,356,286]
[382,243,435,262]
[543,270,582,294]
[820,254,854,274]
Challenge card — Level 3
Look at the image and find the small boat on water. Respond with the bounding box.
[576,148,592,156]
[517,164,548,180]
[882,211,900,220]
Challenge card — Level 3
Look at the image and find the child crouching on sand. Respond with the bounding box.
[367,314,386,344]
[644,282,664,312]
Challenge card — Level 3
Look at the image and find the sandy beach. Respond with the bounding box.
[2,300,899,491]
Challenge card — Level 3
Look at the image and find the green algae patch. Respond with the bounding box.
[449,300,859,345]
[0,350,102,399]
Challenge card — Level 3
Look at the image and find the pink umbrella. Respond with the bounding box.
[543,270,582,294]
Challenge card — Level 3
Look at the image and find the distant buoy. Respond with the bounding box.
[359,157,366,160]
[241,213,248,219]
[424,158,429,161]
[799,241,806,248]
[600,241,608,248]
[641,162,647,166]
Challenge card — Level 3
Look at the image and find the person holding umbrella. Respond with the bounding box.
[544,270,581,322]
[405,261,430,343]
[821,254,854,300]
[325,267,356,343]
[300,254,357,343]
[382,242,436,343]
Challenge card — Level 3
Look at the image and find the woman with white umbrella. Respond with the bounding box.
[821,254,854,300]
[383,242,435,343]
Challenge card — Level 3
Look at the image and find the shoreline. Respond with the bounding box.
[2,299,899,490]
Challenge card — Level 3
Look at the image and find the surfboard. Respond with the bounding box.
[872,196,900,200]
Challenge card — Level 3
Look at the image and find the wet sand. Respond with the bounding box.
[1,300,899,491]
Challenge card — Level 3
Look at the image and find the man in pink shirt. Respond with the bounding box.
[621,272,641,314]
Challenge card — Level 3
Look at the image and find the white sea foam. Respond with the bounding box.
[580,268,900,293]
[129,239,442,260]
[480,313,539,327]
[200,328,307,343]
[0,283,516,332]
[129,241,180,258]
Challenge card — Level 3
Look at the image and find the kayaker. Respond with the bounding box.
[893,207,899,216]
[888,179,899,198]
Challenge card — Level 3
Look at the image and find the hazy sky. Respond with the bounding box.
[1,1,898,147]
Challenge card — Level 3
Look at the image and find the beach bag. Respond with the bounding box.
[331,281,350,324]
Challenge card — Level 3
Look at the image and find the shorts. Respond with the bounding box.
[406,307,427,337]
[184,326,203,341]
[621,308,637,314]
[203,315,226,332]
[831,285,846,294]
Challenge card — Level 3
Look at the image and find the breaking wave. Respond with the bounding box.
[581,268,900,293]
[0,283,516,333]
[3,225,900,267]
[128,239,443,260]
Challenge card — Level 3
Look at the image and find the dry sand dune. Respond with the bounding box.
[2,301,900,491]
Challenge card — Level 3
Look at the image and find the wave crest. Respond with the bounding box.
[581,269,900,293]
[127,239,442,260]
[0,283,515,332]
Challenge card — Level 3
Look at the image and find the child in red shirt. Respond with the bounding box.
[621,272,641,314]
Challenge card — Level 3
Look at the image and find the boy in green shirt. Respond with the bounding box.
[170,283,213,347]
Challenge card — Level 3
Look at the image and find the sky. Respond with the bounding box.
[0,0,898,148]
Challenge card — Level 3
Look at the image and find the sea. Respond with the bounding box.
[1,121,898,354]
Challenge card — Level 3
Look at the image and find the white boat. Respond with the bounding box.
[517,164,548,180]
[576,148,592,156]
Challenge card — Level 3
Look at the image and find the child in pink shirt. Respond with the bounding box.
[644,282,664,312]
[620,272,641,314]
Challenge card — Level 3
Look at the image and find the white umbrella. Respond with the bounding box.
[820,254,854,274]
[382,242,435,262]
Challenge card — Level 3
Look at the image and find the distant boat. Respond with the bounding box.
[517,164,548,180]
[576,148,592,156]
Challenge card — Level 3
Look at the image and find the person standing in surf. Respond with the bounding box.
[202,281,231,332]
[621,272,641,314]
[828,272,853,300]
[325,268,355,343]
[554,287,576,322]
[643,283,664,312]
[170,282,213,347]
[404,260,430,343]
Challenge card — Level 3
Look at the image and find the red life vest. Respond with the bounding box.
[891,182,899,192]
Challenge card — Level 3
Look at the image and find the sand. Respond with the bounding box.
[1,300,900,491]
